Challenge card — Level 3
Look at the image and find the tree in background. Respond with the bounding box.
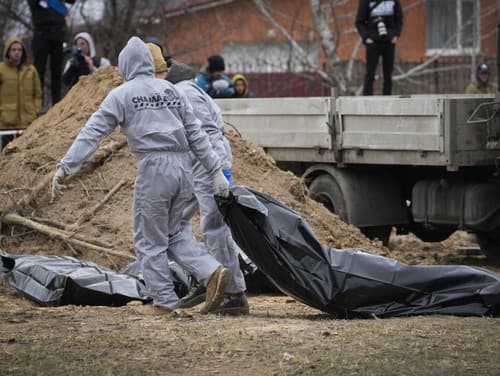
[1,0,496,95]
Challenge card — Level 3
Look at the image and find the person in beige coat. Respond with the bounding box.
[0,36,42,148]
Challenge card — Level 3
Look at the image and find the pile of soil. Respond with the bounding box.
[0,67,390,271]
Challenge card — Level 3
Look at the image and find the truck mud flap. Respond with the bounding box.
[217,186,500,318]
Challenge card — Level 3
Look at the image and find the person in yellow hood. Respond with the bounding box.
[0,37,42,148]
[231,73,255,98]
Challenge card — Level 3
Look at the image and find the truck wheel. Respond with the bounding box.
[308,174,347,221]
[411,224,454,243]
[360,226,391,246]
[308,174,391,245]
[476,230,500,261]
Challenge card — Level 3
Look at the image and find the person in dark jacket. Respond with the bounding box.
[27,0,76,105]
[465,63,498,94]
[62,32,111,88]
[195,55,234,98]
[355,0,403,95]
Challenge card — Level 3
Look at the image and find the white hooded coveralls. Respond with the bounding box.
[176,80,246,294]
[57,37,222,309]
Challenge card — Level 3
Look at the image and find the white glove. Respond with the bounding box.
[212,168,230,198]
[212,79,229,91]
[50,168,67,203]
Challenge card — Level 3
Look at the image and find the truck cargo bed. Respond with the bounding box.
[216,95,499,170]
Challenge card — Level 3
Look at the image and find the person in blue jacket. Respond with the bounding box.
[195,55,234,98]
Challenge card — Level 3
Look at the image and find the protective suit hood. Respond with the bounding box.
[118,36,154,81]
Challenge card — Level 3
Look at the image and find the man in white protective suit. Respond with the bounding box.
[166,60,249,316]
[50,37,232,315]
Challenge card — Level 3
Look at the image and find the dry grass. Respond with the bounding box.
[1,279,499,376]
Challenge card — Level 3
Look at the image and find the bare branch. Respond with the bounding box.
[347,37,362,82]
[0,1,32,32]
[393,15,476,81]
[253,0,335,87]
[310,0,346,91]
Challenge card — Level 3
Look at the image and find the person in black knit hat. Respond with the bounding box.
[195,54,234,98]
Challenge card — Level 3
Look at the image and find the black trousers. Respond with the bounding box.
[1,135,14,150]
[32,28,66,105]
[363,42,395,96]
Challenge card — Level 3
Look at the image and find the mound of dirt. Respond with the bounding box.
[0,67,486,272]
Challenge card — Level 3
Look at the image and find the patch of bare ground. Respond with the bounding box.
[1,278,499,376]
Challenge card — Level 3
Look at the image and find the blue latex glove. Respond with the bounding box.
[222,168,234,187]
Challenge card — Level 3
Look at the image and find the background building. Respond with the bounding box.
[141,0,498,96]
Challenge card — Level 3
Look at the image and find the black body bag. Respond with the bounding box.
[217,186,500,318]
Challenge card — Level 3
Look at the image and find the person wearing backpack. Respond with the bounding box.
[355,0,403,95]
[62,32,110,88]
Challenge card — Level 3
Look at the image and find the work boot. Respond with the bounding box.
[200,293,250,316]
[177,283,207,309]
[204,266,231,313]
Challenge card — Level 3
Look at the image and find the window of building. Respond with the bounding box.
[221,41,318,73]
[426,0,479,56]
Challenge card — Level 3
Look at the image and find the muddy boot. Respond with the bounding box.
[177,283,207,309]
[204,266,231,313]
[200,293,250,316]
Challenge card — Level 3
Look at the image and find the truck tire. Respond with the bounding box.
[476,230,500,261]
[308,174,347,221]
[410,224,454,243]
[308,174,391,245]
